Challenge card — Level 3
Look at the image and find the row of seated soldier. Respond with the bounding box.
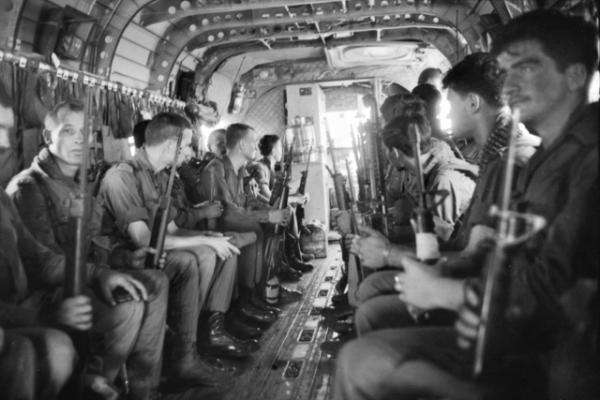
[329,9,598,400]
[0,8,598,400]
[0,80,315,398]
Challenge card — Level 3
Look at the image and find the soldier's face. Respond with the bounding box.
[48,110,86,166]
[272,140,283,162]
[241,130,257,160]
[497,40,574,127]
[208,132,226,155]
[446,89,475,138]
[0,105,14,149]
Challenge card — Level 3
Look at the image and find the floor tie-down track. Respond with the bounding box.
[224,242,343,400]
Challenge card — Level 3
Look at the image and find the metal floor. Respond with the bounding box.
[223,241,343,400]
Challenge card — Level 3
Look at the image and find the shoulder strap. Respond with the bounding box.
[30,171,61,231]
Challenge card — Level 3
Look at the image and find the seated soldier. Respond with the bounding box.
[134,119,267,340]
[99,112,257,364]
[382,98,476,243]
[198,124,297,314]
[1,184,166,400]
[335,10,599,399]
[206,128,227,161]
[5,101,172,399]
[248,134,313,277]
[353,52,541,335]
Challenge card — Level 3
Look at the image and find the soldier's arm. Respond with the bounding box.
[7,178,62,253]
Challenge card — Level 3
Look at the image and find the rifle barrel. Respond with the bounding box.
[151,130,184,268]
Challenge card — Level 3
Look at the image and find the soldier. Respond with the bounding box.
[335,10,599,399]
[198,124,296,315]
[248,134,313,278]
[417,67,443,91]
[353,52,541,335]
[99,112,256,365]
[4,100,169,399]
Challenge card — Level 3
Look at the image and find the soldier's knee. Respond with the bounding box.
[109,298,145,328]
[353,304,371,336]
[337,338,396,396]
[172,251,201,279]
[40,329,77,391]
[140,270,170,301]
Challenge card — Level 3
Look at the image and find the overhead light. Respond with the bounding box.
[189,24,197,32]
[217,31,224,39]
[180,1,191,10]
[201,18,209,25]
[418,14,425,21]
[433,17,439,23]
[168,6,176,14]
[207,35,215,42]
[404,13,411,20]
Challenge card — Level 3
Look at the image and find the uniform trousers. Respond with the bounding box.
[0,330,54,400]
[219,217,265,289]
[18,269,168,400]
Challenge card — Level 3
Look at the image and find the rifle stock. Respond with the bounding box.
[66,88,94,298]
[473,109,546,377]
[146,130,184,269]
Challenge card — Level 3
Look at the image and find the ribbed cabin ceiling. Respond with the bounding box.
[1,0,553,98]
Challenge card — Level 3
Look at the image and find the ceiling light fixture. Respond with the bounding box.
[180,1,191,10]
[189,24,197,31]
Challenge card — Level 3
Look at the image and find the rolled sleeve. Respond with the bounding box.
[431,170,475,242]
[99,167,149,234]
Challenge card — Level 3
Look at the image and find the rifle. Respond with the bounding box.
[325,119,363,306]
[408,123,441,263]
[145,130,184,268]
[324,120,347,210]
[206,168,217,230]
[295,146,312,225]
[66,89,93,297]
[264,140,294,304]
[345,158,364,282]
[274,141,294,235]
[472,109,546,377]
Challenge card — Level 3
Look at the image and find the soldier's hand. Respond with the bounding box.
[394,256,445,310]
[97,271,148,306]
[455,283,481,350]
[133,247,167,269]
[205,236,241,259]
[352,226,391,269]
[268,208,292,225]
[54,295,93,331]
[289,193,308,205]
[202,201,224,219]
[334,210,352,235]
